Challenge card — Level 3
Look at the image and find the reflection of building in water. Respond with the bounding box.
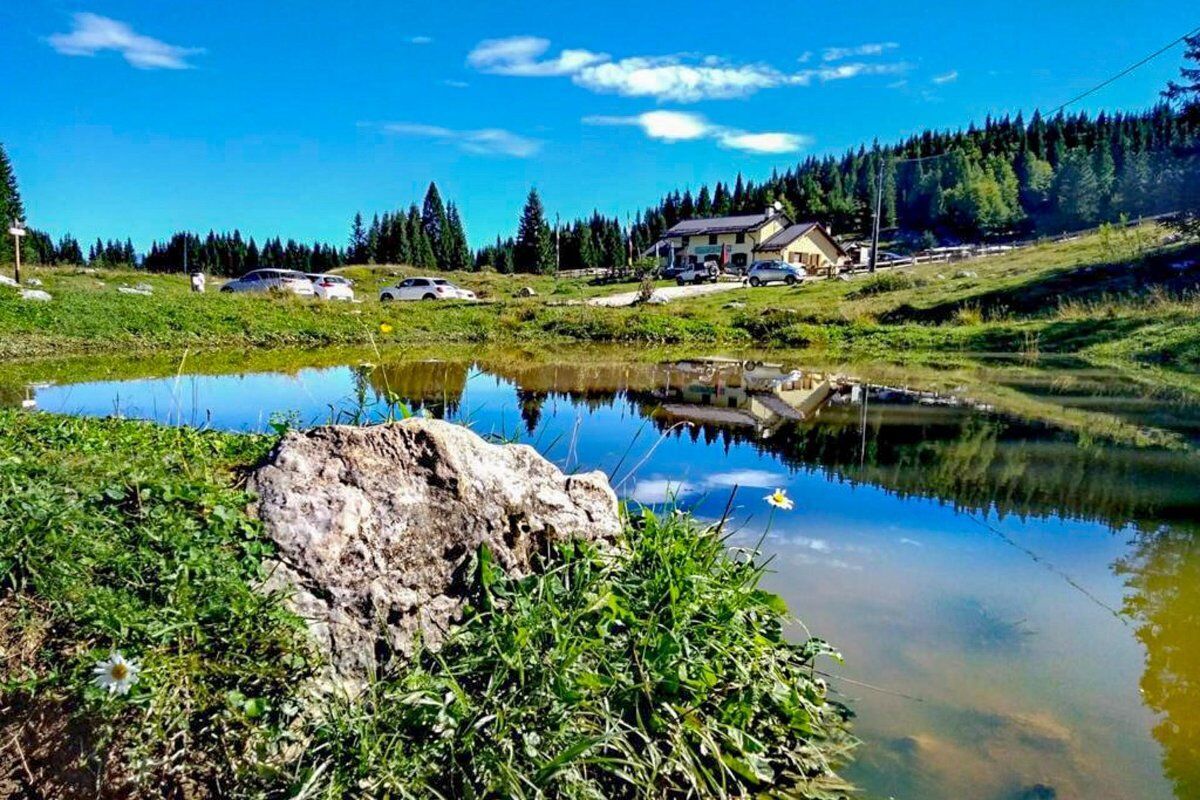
[648,358,832,438]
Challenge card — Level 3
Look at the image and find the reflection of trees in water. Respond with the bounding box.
[367,361,470,418]
[362,358,1200,531]
[1118,527,1200,800]
[641,398,1200,532]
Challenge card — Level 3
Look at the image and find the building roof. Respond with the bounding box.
[755,222,847,256]
[665,212,775,237]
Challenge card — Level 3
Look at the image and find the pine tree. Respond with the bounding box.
[1053,148,1100,227]
[422,182,449,268]
[514,188,554,274]
[0,143,25,264]
[445,202,472,271]
[348,212,368,263]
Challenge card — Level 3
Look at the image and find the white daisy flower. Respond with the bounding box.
[764,488,794,511]
[92,652,140,695]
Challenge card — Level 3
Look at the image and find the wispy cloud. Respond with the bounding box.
[468,36,608,77]
[932,70,959,84]
[379,123,541,157]
[468,36,906,102]
[47,12,202,70]
[585,110,810,154]
[443,79,470,89]
[823,42,898,62]
[407,35,434,45]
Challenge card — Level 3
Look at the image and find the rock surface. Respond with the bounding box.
[251,418,621,681]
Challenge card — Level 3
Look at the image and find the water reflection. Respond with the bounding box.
[13,350,1200,800]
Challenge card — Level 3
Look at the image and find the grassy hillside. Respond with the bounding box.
[2,225,1198,367]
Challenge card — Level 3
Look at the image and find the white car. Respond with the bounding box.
[306,273,355,301]
[220,269,315,296]
[675,262,720,285]
[379,277,477,302]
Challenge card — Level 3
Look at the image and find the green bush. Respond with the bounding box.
[297,509,855,798]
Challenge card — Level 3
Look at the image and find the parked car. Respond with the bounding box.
[379,276,477,302]
[306,273,355,301]
[220,269,315,296]
[675,262,720,285]
[659,262,688,279]
[746,260,804,287]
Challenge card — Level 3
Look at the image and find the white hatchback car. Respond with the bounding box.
[306,273,355,301]
[379,277,477,302]
[220,269,315,296]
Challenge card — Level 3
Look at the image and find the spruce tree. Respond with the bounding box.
[0,143,25,264]
[421,182,449,268]
[514,187,554,274]
[445,202,472,271]
[348,213,368,263]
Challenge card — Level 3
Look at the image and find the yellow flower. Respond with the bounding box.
[764,488,794,511]
[379,323,394,334]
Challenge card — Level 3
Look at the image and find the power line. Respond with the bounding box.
[1047,23,1200,117]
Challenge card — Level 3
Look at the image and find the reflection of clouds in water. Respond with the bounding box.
[702,468,788,489]
[626,478,695,504]
[627,468,787,505]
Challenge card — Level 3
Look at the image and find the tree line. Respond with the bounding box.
[346,182,471,270]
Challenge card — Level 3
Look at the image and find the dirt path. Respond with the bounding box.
[586,280,746,307]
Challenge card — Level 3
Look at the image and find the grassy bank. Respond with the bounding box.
[0,409,852,798]
[2,226,1198,368]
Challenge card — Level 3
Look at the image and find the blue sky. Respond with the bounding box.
[3,2,1196,250]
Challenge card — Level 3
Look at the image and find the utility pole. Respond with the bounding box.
[868,154,885,274]
[555,212,560,274]
[8,220,26,284]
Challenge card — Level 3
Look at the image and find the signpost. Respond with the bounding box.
[9,222,26,284]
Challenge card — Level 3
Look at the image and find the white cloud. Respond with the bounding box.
[900,537,924,547]
[47,13,202,70]
[717,131,810,154]
[443,79,470,89]
[584,110,810,154]
[468,36,905,103]
[408,35,434,45]
[823,42,898,62]
[380,123,541,157]
[468,36,608,77]
[932,70,959,84]
[576,58,794,103]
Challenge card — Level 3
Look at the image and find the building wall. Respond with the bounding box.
[757,231,844,270]
[665,216,787,267]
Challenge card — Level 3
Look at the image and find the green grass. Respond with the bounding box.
[0,410,852,797]
[3,226,1199,368]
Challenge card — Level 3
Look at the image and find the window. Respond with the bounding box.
[413,279,430,287]
[681,236,690,246]
[735,232,746,244]
[708,234,718,245]
[399,279,413,287]
[732,253,748,267]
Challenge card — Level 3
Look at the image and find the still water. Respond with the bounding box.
[12,349,1200,800]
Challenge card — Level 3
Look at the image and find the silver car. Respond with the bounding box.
[746,260,804,287]
[220,269,315,296]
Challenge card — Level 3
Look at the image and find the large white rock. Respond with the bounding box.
[19,289,51,301]
[251,418,621,681]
